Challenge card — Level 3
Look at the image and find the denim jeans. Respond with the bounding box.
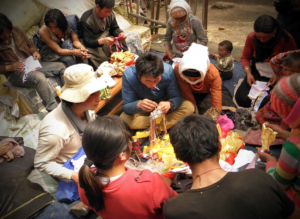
[9,61,66,112]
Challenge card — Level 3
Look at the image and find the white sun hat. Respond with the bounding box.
[60,64,107,103]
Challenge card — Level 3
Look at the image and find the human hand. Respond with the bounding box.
[268,74,277,87]
[71,171,79,184]
[246,73,255,86]
[32,52,41,60]
[118,32,127,40]
[265,123,292,141]
[158,101,171,114]
[80,47,91,59]
[74,49,90,59]
[257,149,277,162]
[194,104,199,114]
[0,142,11,156]
[98,37,114,46]
[8,62,24,72]
[137,99,158,112]
[166,50,174,60]
[209,54,218,59]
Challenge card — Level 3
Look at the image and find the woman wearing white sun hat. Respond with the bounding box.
[34,64,106,192]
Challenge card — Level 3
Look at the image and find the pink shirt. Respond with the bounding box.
[78,169,177,219]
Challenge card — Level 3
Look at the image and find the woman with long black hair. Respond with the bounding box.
[38,9,90,67]
[235,14,297,107]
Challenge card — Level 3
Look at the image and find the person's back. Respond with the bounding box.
[165,114,298,219]
[78,116,177,219]
[164,169,294,219]
[79,168,176,219]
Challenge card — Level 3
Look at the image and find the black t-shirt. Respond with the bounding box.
[163,169,295,219]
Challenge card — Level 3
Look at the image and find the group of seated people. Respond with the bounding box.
[1,0,300,218]
[0,0,125,112]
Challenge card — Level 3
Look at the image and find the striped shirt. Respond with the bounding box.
[266,135,300,210]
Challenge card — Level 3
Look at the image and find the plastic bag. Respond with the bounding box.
[56,147,85,202]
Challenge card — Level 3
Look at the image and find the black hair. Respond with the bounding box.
[219,40,233,52]
[79,116,132,212]
[0,13,13,35]
[95,0,115,9]
[254,14,289,42]
[283,52,300,69]
[254,15,278,34]
[135,53,164,78]
[169,115,219,165]
[44,9,68,33]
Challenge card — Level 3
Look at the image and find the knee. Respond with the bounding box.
[180,100,195,115]
[60,56,76,67]
[32,71,47,82]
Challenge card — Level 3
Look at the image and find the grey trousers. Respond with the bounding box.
[8,61,66,112]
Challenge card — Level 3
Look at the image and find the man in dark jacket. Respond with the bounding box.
[0,13,65,112]
[80,0,126,68]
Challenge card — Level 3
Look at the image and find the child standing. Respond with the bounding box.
[210,40,234,81]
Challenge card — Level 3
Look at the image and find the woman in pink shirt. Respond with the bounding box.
[78,116,177,219]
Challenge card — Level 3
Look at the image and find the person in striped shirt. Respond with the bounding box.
[258,73,300,210]
[268,50,300,86]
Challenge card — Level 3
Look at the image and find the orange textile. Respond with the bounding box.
[174,63,222,111]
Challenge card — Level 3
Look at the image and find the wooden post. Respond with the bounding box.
[202,0,208,30]
[136,0,140,25]
[129,0,133,13]
[150,0,155,34]
[125,0,129,15]
[155,0,161,34]
[164,0,169,23]
[128,12,166,26]
[193,0,198,16]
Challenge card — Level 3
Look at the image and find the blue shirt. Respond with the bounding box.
[122,62,183,115]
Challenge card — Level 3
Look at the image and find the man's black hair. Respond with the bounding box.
[95,0,115,8]
[219,40,233,53]
[135,52,164,78]
[0,13,13,35]
[169,114,219,165]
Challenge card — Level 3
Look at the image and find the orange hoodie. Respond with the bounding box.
[174,63,222,111]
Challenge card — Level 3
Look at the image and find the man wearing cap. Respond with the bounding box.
[80,0,126,68]
[164,0,207,60]
[34,64,106,193]
[174,43,236,121]
[120,52,194,130]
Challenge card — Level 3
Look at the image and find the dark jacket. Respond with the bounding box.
[0,26,38,78]
[80,8,122,48]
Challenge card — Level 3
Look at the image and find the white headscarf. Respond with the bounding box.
[178,43,210,85]
[169,0,191,16]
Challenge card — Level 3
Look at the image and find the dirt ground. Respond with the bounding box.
[145,0,277,60]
